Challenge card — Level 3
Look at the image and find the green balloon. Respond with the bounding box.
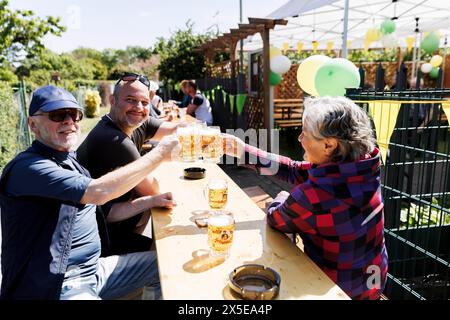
[380,20,396,35]
[314,58,360,96]
[429,67,440,79]
[421,32,440,54]
[269,70,282,86]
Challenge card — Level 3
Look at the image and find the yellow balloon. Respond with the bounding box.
[297,41,304,53]
[430,55,443,67]
[270,47,282,59]
[296,55,331,96]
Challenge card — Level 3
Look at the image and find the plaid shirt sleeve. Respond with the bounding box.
[244,144,311,184]
[267,188,317,235]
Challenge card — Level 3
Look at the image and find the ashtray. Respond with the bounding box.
[184,167,206,180]
[229,264,281,300]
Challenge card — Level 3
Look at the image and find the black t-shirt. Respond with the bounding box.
[192,94,204,106]
[77,115,162,209]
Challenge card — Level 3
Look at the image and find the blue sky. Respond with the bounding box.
[9,0,284,52]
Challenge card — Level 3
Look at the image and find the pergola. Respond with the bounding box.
[198,17,288,150]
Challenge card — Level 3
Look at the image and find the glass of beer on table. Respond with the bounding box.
[204,178,228,209]
[207,210,234,257]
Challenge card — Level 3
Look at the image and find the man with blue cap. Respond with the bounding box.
[0,85,180,299]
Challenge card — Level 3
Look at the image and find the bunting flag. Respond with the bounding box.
[229,94,235,113]
[312,41,319,52]
[442,101,450,124]
[297,41,303,53]
[405,36,415,52]
[326,41,334,54]
[222,89,227,105]
[282,42,289,53]
[236,94,247,115]
[368,101,402,164]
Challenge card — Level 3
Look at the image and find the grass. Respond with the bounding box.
[81,106,109,135]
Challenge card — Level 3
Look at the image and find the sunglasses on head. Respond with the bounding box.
[116,72,150,89]
[33,108,84,122]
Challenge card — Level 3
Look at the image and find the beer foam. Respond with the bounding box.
[208,214,233,227]
[209,181,227,190]
[177,127,195,135]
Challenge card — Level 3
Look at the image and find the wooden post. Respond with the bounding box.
[261,27,271,152]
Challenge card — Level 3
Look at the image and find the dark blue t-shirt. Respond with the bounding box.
[4,147,100,280]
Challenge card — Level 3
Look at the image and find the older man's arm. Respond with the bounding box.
[151,121,179,141]
[80,135,179,205]
[106,192,176,222]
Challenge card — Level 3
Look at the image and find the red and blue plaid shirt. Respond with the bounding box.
[245,145,388,300]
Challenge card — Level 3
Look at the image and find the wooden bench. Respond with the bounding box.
[274,98,303,128]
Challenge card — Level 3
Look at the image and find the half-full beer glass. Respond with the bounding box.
[205,179,228,209]
[200,126,223,163]
[207,210,234,257]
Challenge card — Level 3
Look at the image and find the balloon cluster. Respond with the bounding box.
[297,55,360,96]
[269,47,292,86]
[365,19,398,51]
[421,54,443,79]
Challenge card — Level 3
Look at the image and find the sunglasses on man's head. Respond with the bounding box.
[116,72,150,89]
[32,109,84,122]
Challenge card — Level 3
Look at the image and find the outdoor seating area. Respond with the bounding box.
[2,0,450,306]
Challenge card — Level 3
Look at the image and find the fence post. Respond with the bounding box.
[19,79,31,147]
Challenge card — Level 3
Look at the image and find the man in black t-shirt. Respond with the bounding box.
[77,74,180,255]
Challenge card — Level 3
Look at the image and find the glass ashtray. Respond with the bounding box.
[229,264,281,300]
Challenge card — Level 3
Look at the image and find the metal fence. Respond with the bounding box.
[346,88,450,300]
[13,81,32,152]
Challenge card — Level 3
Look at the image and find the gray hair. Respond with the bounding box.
[302,96,375,162]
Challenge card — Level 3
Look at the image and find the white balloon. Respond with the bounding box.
[270,55,292,74]
[381,34,398,48]
[420,63,433,74]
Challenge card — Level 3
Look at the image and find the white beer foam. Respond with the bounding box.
[209,180,227,190]
[208,214,233,227]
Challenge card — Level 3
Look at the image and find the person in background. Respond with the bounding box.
[172,79,191,109]
[149,80,163,113]
[185,80,213,125]
[224,96,388,300]
[0,85,180,299]
[77,73,181,256]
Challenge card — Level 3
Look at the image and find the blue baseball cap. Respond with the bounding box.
[29,85,83,116]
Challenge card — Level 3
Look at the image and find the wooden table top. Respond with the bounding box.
[145,160,349,300]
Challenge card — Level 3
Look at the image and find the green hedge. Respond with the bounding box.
[0,82,19,172]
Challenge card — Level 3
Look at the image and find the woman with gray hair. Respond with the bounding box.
[224,96,388,300]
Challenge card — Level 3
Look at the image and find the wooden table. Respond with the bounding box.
[145,160,349,300]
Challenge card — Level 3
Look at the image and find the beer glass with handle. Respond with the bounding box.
[204,178,228,210]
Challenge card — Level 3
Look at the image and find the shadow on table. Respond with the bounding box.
[183,249,226,273]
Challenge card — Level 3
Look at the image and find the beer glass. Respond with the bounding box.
[200,126,223,163]
[207,210,234,257]
[204,179,228,209]
[178,107,187,120]
[177,126,199,162]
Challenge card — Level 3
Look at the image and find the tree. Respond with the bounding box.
[0,0,65,64]
[153,20,215,86]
